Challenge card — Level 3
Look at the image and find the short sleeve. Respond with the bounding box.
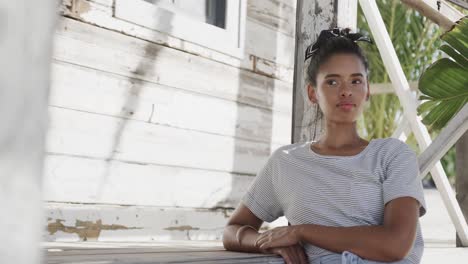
[383,143,427,217]
[241,155,283,223]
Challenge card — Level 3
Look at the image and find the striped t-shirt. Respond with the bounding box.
[241,137,427,264]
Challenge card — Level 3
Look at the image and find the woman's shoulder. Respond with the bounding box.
[372,137,417,163]
[372,137,413,151]
[268,141,310,160]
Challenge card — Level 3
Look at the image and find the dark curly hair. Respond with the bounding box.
[305,28,371,87]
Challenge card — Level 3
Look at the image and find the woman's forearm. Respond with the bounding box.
[223,225,263,253]
[294,224,408,262]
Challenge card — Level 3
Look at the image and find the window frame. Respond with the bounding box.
[114,0,246,58]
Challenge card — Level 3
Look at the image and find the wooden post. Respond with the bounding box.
[359,0,468,245]
[456,131,468,247]
[292,0,358,143]
[418,105,468,178]
[0,1,56,263]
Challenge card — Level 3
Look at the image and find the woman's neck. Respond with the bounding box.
[315,121,366,150]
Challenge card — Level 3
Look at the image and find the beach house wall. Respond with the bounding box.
[44,0,295,242]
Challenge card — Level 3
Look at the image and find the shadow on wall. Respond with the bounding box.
[96,0,173,200]
[216,0,291,226]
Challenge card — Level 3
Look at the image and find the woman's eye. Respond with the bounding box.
[327,80,337,85]
[352,79,362,84]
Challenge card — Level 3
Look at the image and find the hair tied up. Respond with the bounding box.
[304,27,373,62]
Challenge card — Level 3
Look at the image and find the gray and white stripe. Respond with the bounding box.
[241,137,426,264]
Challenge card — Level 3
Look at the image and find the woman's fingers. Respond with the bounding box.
[289,246,301,264]
[256,232,270,244]
[254,236,268,247]
[272,248,290,264]
[279,248,294,264]
[294,245,308,264]
[277,246,303,264]
[269,244,309,264]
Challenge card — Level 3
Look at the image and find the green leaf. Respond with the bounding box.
[419,58,467,97]
[441,17,468,59]
[420,98,466,129]
[417,100,438,115]
[417,17,468,130]
[418,54,468,129]
[418,95,433,101]
[439,44,468,68]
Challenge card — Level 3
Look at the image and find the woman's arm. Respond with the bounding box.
[223,203,308,264]
[256,196,420,262]
[223,203,264,253]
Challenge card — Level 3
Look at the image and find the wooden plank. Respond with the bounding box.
[337,0,358,31]
[244,18,295,68]
[419,105,468,178]
[42,190,468,262]
[43,154,253,208]
[391,116,411,142]
[44,202,230,242]
[45,249,285,264]
[421,0,465,22]
[446,0,468,9]
[44,202,288,242]
[86,0,113,6]
[247,0,296,37]
[50,61,292,145]
[45,241,227,254]
[456,130,468,247]
[114,0,244,59]
[291,0,337,143]
[61,0,295,81]
[43,238,286,263]
[46,106,283,175]
[370,81,418,94]
[61,0,240,67]
[53,18,293,114]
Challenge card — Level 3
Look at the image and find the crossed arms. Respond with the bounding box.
[223,196,420,263]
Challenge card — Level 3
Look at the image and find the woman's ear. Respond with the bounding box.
[307,83,318,104]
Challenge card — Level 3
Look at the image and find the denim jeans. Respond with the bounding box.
[308,251,363,264]
[310,251,411,264]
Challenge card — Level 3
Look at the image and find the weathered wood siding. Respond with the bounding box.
[44,0,294,241]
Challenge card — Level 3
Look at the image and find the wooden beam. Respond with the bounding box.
[337,0,359,31]
[369,81,418,95]
[45,241,285,263]
[0,0,56,263]
[43,154,255,208]
[359,0,468,245]
[446,0,468,9]
[418,105,468,178]
[421,0,465,21]
[292,0,349,143]
[401,0,458,32]
[456,130,468,247]
[391,116,412,141]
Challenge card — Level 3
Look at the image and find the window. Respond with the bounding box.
[115,0,246,58]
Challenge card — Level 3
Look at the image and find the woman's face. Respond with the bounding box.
[307,53,370,123]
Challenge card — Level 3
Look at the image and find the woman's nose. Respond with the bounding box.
[340,85,352,97]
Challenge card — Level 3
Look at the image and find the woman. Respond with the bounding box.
[222,28,427,264]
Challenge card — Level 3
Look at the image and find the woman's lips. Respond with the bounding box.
[338,104,355,110]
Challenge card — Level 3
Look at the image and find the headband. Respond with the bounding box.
[304,28,373,62]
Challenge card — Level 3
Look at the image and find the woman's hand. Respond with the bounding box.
[262,244,308,264]
[255,226,301,250]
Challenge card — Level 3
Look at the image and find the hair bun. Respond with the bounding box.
[304,27,372,62]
